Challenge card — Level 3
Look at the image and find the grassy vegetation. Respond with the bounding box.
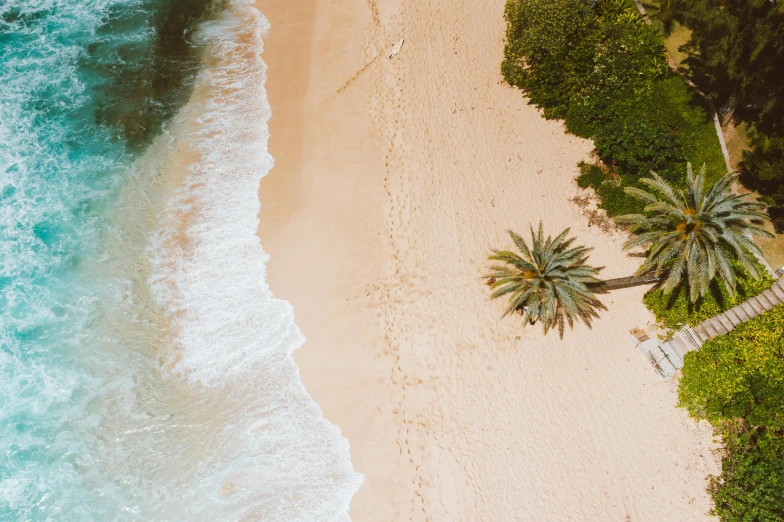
[640,1,692,68]
[664,22,692,69]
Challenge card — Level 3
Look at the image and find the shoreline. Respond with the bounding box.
[256,0,720,519]
[255,0,393,518]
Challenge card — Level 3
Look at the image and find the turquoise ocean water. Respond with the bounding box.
[0,1,360,519]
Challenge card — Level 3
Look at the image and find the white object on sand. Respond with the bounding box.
[388,38,404,60]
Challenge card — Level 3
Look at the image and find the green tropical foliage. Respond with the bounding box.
[643,262,772,329]
[616,163,772,302]
[709,425,784,522]
[679,304,784,521]
[665,0,784,230]
[485,223,605,336]
[502,0,725,219]
[501,0,593,118]
[680,304,784,430]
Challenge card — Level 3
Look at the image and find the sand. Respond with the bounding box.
[256,0,720,520]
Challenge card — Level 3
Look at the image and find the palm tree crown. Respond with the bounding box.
[617,163,773,302]
[485,223,606,336]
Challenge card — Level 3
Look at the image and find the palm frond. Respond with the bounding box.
[617,163,771,302]
[484,222,604,337]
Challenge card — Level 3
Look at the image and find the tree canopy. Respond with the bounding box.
[617,164,772,302]
[668,0,784,230]
[485,224,605,336]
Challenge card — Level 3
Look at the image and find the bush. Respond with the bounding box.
[593,77,725,180]
[679,302,784,521]
[503,0,726,218]
[679,302,784,428]
[593,99,686,177]
[643,265,773,329]
[576,162,645,216]
[501,0,595,119]
[709,426,784,522]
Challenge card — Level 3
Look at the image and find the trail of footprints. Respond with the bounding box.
[362,2,483,519]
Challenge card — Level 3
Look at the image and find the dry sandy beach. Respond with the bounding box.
[256,0,720,519]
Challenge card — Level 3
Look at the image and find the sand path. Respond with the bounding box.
[257,0,719,520]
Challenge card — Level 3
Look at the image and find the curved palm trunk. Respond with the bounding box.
[587,272,661,291]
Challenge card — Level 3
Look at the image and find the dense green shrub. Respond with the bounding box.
[502,0,666,123]
[503,0,726,214]
[576,162,645,216]
[643,265,772,329]
[679,303,784,521]
[501,0,595,119]
[709,426,784,522]
[679,303,784,428]
[593,101,685,177]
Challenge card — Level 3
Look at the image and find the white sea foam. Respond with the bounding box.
[146,1,362,519]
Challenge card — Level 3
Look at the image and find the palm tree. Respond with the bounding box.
[616,163,773,302]
[485,223,606,336]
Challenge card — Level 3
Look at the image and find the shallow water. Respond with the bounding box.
[0,1,360,519]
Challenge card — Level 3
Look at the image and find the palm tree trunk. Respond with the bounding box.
[588,272,661,291]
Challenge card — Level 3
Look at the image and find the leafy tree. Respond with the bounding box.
[576,0,669,109]
[669,0,784,230]
[670,0,784,130]
[617,163,772,302]
[502,0,667,123]
[485,223,606,336]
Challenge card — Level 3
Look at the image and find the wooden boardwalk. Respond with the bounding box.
[636,278,784,376]
[689,277,784,344]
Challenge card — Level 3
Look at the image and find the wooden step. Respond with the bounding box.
[709,316,729,335]
[762,288,782,306]
[723,308,742,327]
[716,313,735,333]
[730,305,750,323]
[714,313,735,333]
[701,320,720,339]
[769,282,784,301]
[748,297,767,315]
[693,324,709,343]
[755,293,776,311]
[740,301,759,319]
